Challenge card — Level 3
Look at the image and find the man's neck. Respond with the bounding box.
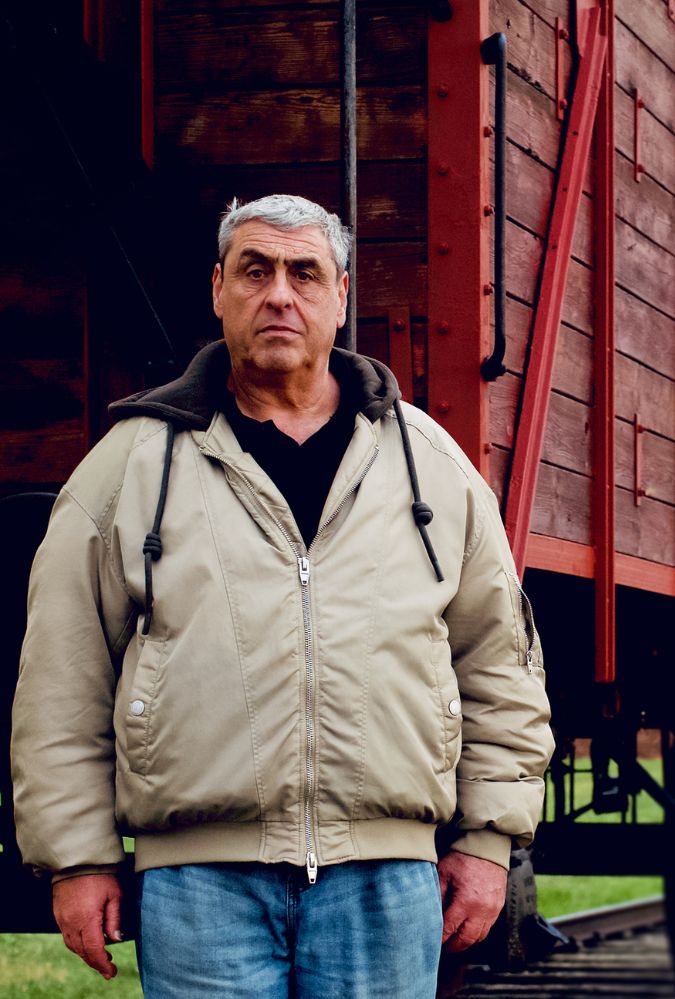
[229,367,340,445]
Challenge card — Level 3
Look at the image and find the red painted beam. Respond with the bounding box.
[526,534,675,598]
[505,6,607,576]
[593,0,616,686]
[387,308,413,404]
[427,0,490,477]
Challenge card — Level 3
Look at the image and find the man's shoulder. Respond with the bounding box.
[393,401,490,494]
[63,416,170,523]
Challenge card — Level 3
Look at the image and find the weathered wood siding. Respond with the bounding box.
[488,0,674,567]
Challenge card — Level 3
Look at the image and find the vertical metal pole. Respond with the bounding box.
[593,0,615,689]
[340,0,357,351]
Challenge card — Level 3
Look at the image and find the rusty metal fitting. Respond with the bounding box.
[438,242,450,255]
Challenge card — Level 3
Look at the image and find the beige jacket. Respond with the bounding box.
[11,344,553,879]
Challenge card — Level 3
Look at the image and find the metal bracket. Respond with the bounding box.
[555,18,569,121]
[633,88,645,183]
[387,307,413,403]
[634,413,645,506]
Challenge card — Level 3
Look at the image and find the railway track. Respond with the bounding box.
[454,896,675,998]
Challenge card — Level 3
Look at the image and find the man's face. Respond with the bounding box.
[212,221,348,377]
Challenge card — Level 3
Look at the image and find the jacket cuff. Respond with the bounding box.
[447,829,512,870]
[51,864,121,885]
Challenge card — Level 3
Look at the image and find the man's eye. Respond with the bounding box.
[295,271,313,282]
[246,268,266,280]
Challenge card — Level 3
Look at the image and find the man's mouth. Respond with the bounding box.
[259,325,300,335]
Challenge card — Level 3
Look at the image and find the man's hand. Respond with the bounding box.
[437,850,507,952]
[52,874,123,980]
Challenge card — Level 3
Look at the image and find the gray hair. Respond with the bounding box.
[217,195,352,276]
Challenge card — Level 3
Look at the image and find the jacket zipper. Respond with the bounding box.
[510,573,536,672]
[201,443,378,883]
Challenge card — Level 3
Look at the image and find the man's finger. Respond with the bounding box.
[104,893,123,943]
[444,917,489,953]
[80,925,117,979]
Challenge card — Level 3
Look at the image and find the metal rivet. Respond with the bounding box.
[438,400,450,414]
[437,161,449,175]
[559,26,569,40]
[636,163,645,173]
[438,242,449,255]
[130,699,146,717]
[437,83,449,97]
[393,318,405,332]
[483,283,494,295]
[448,699,461,716]
[437,321,450,335]
[483,204,494,216]
[559,98,568,111]
[483,125,493,137]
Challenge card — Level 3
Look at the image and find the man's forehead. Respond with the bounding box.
[228,221,333,264]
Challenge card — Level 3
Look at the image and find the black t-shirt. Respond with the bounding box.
[222,387,357,549]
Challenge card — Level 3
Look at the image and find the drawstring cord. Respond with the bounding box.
[141,423,175,635]
[140,404,442,632]
[393,399,445,583]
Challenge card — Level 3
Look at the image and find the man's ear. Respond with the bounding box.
[336,271,349,328]
[212,263,223,318]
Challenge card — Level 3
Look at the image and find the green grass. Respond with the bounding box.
[0,760,666,991]
[536,757,665,917]
[0,935,141,999]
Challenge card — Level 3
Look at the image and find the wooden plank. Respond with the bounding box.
[156,87,426,165]
[490,373,674,501]
[615,216,675,317]
[616,286,675,379]
[491,0,573,103]
[616,485,675,565]
[356,242,426,318]
[0,427,85,486]
[526,533,595,577]
[156,8,425,90]
[504,221,593,331]
[615,85,675,193]
[615,0,675,72]
[615,152,674,254]
[615,352,675,440]
[615,18,674,132]
[616,421,675,505]
[175,161,426,240]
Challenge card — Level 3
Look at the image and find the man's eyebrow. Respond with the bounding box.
[235,248,327,274]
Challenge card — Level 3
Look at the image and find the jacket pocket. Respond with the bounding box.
[124,637,168,776]
[505,572,544,674]
[430,639,463,772]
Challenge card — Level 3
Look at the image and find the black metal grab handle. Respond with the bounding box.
[480,32,507,382]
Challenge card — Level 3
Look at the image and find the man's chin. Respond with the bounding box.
[247,345,307,374]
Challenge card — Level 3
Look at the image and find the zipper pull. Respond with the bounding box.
[526,650,533,673]
[298,556,310,586]
[306,850,318,884]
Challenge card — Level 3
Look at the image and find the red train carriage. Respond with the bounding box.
[1,0,673,953]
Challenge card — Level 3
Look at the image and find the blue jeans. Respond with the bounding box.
[137,859,442,998]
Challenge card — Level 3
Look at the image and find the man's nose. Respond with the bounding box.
[265,270,294,310]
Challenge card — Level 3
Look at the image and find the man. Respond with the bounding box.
[12,194,553,997]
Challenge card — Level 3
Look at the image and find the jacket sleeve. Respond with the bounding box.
[442,485,555,870]
[11,487,135,874]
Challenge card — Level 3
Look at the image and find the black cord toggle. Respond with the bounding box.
[412,501,433,527]
[143,531,163,561]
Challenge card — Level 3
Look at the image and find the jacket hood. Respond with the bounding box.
[108,340,401,429]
